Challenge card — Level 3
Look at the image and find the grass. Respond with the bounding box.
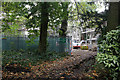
[2,49,69,69]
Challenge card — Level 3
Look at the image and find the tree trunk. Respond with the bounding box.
[107,2,120,32]
[60,19,67,37]
[39,2,49,54]
[59,3,68,37]
[119,2,120,25]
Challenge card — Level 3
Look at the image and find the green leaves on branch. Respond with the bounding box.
[2,2,27,36]
[96,26,120,79]
[97,53,119,68]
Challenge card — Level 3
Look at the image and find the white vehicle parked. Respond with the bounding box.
[72,39,87,49]
[72,39,80,49]
[80,40,87,46]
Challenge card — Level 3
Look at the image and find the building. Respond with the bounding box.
[81,28,100,50]
[67,26,82,41]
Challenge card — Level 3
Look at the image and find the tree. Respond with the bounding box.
[69,2,105,33]
[39,2,49,54]
[106,2,120,32]
[2,2,27,36]
[59,2,69,37]
[2,1,107,54]
[20,2,66,54]
[96,2,120,79]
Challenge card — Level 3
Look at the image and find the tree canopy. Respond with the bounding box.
[1,1,108,53]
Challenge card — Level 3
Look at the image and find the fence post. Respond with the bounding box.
[69,36,72,56]
[18,35,19,50]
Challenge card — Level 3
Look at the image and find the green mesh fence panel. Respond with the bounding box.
[0,36,2,51]
[2,36,72,53]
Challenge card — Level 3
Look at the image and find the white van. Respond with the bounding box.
[72,39,80,49]
[72,39,88,49]
[72,38,87,48]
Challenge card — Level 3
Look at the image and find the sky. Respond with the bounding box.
[95,1,106,13]
[71,0,107,13]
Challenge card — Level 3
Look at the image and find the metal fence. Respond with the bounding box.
[1,35,72,54]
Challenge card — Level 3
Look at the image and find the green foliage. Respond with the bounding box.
[69,2,97,27]
[69,2,107,35]
[2,2,27,37]
[2,50,68,68]
[25,33,38,46]
[93,62,110,80]
[96,26,120,79]
[20,2,70,45]
[2,50,38,68]
[2,2,69,49]
[23,2,68,36]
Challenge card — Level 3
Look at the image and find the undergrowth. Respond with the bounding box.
[2,49,69,69]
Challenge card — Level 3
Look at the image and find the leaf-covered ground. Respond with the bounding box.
[2,50,100,80]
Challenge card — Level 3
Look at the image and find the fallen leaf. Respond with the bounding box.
[60,73,64,75]
[21,72,24,74]
[10,72,14,75]
[60,77,64,79]
[14,73,18,76]
[14,64,17,67]
[26,72,30,77]
[92,73,98,77]
[93,70,96,73]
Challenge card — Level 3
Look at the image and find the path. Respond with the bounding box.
[3,49,97,80]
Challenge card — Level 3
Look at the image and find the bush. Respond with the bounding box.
[96,26,120,79]
[2,50,68,69]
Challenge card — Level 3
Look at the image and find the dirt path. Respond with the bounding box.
[30,49,97,79]
[2,49,97,80]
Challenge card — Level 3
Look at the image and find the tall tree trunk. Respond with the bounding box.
[59,3,68,37]
[119,2,120,25]
[39,2,49,54]
[107,2,120,32]
[60,19,67,37]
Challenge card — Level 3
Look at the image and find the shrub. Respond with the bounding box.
[2,50,68,69]
[96,26,120,79]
